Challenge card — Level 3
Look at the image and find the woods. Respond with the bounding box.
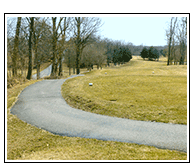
[166,17,187,65]
[73,17,102,74]
[7,16,188,88]
[7,17,105,81]
[7,16,134,85]
[7,17,53,87]
[12,17,21,77]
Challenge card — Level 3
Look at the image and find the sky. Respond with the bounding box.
[98,17,171,46]
[6,14,187,47]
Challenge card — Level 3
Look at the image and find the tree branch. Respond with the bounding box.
[26,17,30,24]
[56,17,64,31]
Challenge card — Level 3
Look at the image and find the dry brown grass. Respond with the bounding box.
[7,62,51,88]
[7,56,187,160]
[62,56,187,124]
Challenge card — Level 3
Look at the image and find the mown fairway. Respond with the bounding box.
[7,56,187,160]
[62,56,187,125]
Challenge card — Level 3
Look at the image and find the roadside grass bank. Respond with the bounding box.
[7,62,51,88]
[61,56,187,125]
[7,68,187,160]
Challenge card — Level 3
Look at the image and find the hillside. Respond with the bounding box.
[62,56,187,125]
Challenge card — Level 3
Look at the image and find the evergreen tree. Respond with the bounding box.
[140,47,148,60]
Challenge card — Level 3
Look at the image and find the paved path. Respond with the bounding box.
[32,65,52,79]
[10,75,187,152]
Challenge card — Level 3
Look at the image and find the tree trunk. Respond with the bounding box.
[34,43,39,79]
[27,17,34,80]
[37,63,40,79]
[76,49,80,74]
[167,17,177,66]
[73,67,75,74]
[54,59,58,74]
[59,18,67,77]
[51,17,57,77]
[167,37,171,66]
[12,17,21,76]
[69,56,71,76]
[21,56,25,77]
[69,67,71,76]
[76,17,81,75]
[58,55,63,76]
[179,54,183,65]
[180,41,185,65]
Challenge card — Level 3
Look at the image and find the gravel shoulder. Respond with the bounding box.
[10,74,187,152]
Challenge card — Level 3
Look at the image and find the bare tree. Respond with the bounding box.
[171,36,176,65]
[65,41,76,75]
[166,17,187,66]
[33,17,51,79]
[93,41,107,69]
[73,17,102,74]
[12,17,22,76]
[18,31,28,77]
[166,17,177,66]
[18,18,32,78]
[105,39,114,66]
[58,17,72,76]
[51,17,64,77]
[81,44,95,71]
[33,18,43,79]
[178,17,187,65]
[7,17,16,78]
[26,17,34,80]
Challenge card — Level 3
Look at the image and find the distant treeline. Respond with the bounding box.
[7,16,186,86]
[132,45,168,56]
[140,46,160,61]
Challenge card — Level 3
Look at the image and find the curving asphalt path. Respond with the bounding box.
[10,74,187,152]
[32,65,52,79]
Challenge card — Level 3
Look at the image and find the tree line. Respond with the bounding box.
[7,17,104,80]
[106,41,132,66]
[8,16,186,85]
[140,46,159,61]
[7,17,134,82]
[7,17,53,80]
[166,17,187,65]
[139,17,187,65]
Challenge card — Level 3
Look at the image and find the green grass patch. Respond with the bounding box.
[61,57,187,125]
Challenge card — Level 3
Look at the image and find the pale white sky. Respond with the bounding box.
[98,17,171,46]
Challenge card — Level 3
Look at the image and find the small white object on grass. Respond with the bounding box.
[89,83,93,86]
[105,72,107,74]
[152,71,154,74]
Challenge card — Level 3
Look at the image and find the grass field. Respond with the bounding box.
[61,56,187,125]
[7,56,187,160]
